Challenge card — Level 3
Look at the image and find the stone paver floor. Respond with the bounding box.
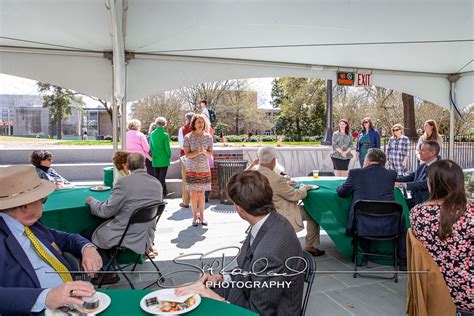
[103,198,407,316]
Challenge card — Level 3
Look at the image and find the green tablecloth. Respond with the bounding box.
[40,290,258,316]
[294,177,409,260]
[107,290,257,315]
[42,187,111,233]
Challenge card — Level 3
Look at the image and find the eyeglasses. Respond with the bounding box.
[45,158,52,161]
[392,129,401,132]
[363,121,369,124]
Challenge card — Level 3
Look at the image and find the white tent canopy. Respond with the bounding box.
[1,0,473,151]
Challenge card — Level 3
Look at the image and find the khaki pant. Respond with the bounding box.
[299,205,320,248]
[180,159,190,205]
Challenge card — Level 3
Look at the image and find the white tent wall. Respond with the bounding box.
[0,50,112,100]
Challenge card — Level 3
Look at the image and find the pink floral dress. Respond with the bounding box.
[410,201,474,311]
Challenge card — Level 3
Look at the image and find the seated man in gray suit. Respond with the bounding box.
[176,170,305,315]
[85,153,163,276]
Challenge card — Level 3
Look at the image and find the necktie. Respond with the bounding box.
[24,226,73,282]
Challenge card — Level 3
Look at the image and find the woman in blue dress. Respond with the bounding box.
[356,117,381,167]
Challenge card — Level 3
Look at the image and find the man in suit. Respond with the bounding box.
[0,165,102,315]
[85,153,163,256]
[176,170,305,315]
[396,140,440,209]
[336,148,406,267]
[250,145,325,256]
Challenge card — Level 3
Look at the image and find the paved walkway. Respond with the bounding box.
[103,198,407,316]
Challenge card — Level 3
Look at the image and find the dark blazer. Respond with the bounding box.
[396,160,437,205]
[0,217,89,315]
[356,128,381,152]
[336,164,397,235]
[227,211,305,315]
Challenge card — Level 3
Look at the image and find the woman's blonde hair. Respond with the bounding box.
[391,124,404,136]
[127,119,141,131]
[190,114,209,132]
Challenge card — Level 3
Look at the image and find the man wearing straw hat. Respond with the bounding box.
[0,165,102,315]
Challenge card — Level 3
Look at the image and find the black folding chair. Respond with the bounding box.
[352,200,403,283]
[98,202,166,289]
[301,251,317,316]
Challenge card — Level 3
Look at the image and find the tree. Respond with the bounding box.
[37,83,84,139]
[213,80,272,135]
[402,93,416,137]
[177,80,234,112]
[130,92,183,136]
[271,77,327,140]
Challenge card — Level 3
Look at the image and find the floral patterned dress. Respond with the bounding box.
[183,132,213,192]
[410,201,474,311]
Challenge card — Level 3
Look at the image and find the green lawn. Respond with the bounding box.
[0,136,55,142]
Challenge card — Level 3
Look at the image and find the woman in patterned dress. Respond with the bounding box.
[410,160,473,312]
[386,123,410,176]
[183,114,213,227]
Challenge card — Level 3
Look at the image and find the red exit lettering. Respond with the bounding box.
[357,73,371,86]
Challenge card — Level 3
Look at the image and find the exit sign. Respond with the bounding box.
[356,73,372,87]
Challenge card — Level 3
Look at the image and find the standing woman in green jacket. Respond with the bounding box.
[150,117,172,196]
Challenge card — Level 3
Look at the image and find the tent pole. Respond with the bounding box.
[447,75,460,160]
[112,66,118,152]
[449,82,455,160]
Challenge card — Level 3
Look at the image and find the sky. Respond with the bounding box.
[0,73,274,108]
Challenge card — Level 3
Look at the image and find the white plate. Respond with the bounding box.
[89,186,111,192]
[140,289,201,315]
[45,292,111,316]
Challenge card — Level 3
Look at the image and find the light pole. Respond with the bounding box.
[321,79,333,145]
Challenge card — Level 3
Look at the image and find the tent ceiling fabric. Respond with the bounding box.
[0,0,472,109]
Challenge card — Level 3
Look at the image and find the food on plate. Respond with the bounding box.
[159,296,196,313]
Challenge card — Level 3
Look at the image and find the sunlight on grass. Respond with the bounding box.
[0,136,55,142]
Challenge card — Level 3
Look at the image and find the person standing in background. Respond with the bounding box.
[145,122,157,177]
[200,99,210,120]
[184,114,213,227]
[178,112,195,208]
[331,119,353,177]
[150,117,172,197]
[125,119,152,162]
[416,119,443,163]
[387,123,410,176]
[356,117,380,167]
